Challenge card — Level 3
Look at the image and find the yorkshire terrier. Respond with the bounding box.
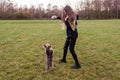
[43,43,54,71]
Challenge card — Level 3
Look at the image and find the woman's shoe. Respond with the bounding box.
[59,59,67,63]
[71,64,81,69]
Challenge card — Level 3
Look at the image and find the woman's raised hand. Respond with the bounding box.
[51,15,57,19]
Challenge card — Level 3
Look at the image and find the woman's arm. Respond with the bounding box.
[76,15,79,20]
[57,17,61,20]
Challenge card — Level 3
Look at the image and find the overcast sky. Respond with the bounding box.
[11,0,81,9]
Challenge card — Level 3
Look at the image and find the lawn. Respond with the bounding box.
[0,20,120,80]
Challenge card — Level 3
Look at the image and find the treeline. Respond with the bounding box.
[0,0,120,20]
[0,0,61,20]
[77,0,120,19]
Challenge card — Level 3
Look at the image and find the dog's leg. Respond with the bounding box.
[46,56,49,72]
[50,56,54,70]
[47,56,51,71]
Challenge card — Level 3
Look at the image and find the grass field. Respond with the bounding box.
[0,20,120,80]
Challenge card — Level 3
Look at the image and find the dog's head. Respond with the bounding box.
[44,43,51,50]
[44,43,53,56]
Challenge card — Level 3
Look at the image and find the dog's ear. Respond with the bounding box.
[44,44,46,48]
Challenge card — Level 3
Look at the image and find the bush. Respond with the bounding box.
[8,13,29,20]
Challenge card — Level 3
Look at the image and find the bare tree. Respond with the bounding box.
[0,0,120,20]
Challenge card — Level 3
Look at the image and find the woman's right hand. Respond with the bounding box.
[51,15,57,19]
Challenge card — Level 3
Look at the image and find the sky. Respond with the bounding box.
[11,0,81,9]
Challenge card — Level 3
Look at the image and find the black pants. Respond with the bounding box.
[62,35,79,65]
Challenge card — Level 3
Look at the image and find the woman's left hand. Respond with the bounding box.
[51,15,57,19]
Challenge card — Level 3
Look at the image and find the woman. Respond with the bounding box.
[52,5,81,69]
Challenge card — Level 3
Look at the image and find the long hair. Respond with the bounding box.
[62,5,77,31]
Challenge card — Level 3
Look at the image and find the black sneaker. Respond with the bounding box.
[59,59,67,63]
[71,64,81,69]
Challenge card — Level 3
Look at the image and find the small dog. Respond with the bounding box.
[43,43,54,71]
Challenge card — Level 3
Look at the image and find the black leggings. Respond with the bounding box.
[63,36,79,65]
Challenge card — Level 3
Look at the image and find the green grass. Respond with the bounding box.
[0,20,120,80]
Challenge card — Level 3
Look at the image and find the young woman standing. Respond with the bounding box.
[52,5,81,69]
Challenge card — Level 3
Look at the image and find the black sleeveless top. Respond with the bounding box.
[57,16,78,38]
[65,20,78,38]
